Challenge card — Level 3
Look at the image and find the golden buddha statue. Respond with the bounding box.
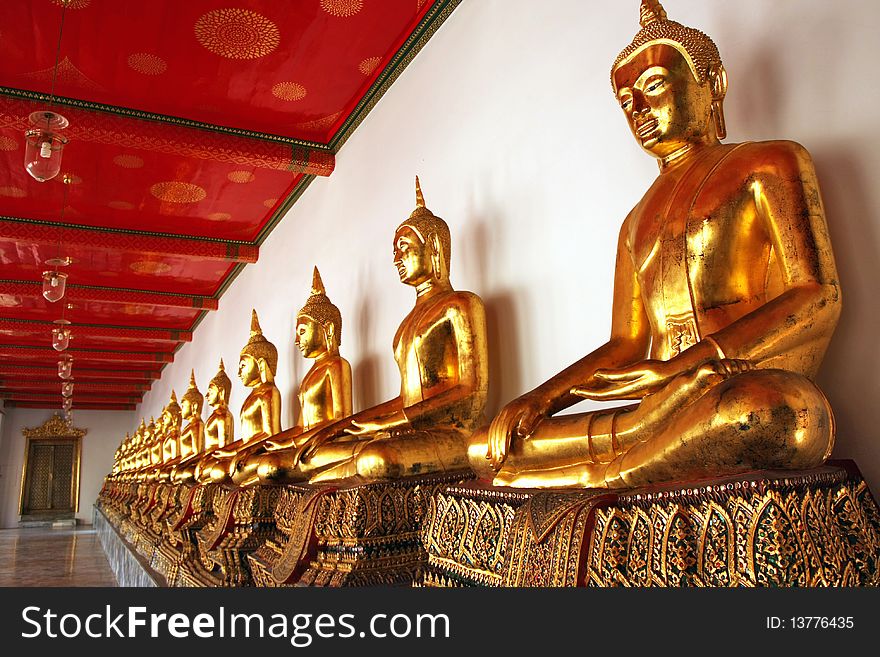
[468,0,841,489]
[202,310,282,484]
[186,360,235,483]
[267,178,488,483]
[156,391,182,481]
[170,372,206,484]
[135,417,158,481]
[247,266,353,484]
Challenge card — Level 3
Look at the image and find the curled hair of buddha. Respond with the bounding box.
[397,176,452,275]
[298,266,343,346]
[182,369,204,410]
[612,0,723,88]
[240,309,279,375]
[209,358,232,401]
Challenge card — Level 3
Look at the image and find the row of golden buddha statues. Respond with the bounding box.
[97,1,880,587]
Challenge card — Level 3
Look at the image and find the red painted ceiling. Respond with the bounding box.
[0,0,452,411]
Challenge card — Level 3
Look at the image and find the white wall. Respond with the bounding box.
[0,407,135,528]
[131,0,880,492]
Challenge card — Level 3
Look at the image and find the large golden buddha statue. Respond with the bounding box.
[267,178,488,483]
[202,310,282,484]
[469,0,841,489]
[170,372,206,484]
[247,267,353,484]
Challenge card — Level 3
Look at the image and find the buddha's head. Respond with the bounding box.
[207,358,232,409]
[296,266,342,358]
[394,176,452,289]
[611,1,727,162]
[239,309,278,387]
[181,369,204,420]
[144,417,156,443]
[163,390,182,433]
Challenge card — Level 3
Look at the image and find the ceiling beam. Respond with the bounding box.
[0,218,259,264]
[0,280,219,311]
[0,346,173,365]
[0,92,335,176]
[1,381,151,393]
[0,364,161,380]
[4,401,137,411]
[0,318,192,343]
[1,392,142,403]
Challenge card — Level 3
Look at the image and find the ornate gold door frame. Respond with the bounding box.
[18,414,86,519]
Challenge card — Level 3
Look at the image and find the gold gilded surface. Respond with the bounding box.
[194,8,280,60]
[270,178,488,485]
[470,0,841,489]
[421,463,880,587]
[170,372,206,484]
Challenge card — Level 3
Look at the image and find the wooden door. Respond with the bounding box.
[21,439,78,516]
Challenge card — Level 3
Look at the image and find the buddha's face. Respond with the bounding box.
[206,382,220,407]
[613,44,715,160]
[393,226,431,286]
[181,398,192,419]
[295,315,327,359]
[239,354,261,387]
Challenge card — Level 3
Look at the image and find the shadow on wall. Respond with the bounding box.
[460,216,524,416]
[352,291,385,412]
[813,147,880,490]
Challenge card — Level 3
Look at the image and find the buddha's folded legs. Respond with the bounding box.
[483,367,832,489]
[604,369,834,488]
[309,428,470,483]
[256,437,364,484]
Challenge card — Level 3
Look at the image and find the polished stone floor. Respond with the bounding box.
[0,526,118,586]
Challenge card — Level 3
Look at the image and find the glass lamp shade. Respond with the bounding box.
[52,326,71,351]
[61,381,74,397]
[58,358,73,379]
[42,270,68,302]
[62,397,73,412]
[24,111,69,183]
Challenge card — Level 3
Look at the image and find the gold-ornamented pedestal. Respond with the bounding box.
[176,484,281,586]
[421,461,879,587]
[251,472,472,587]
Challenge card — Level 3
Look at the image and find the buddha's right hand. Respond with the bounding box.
[487,394,548,471]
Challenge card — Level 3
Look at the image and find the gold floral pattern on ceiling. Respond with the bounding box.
[208,212,232,222]
[194,9,281,60]
[51,0,91,8]
[150,181,207,204]
[0,186,26,198]
[20,57,104,92]
[0,136,17,151]
[127,53,168,76]
[358,56,382,75]
[320,0,364,18]
[113,154,144,169]
[227,171,255,183]
[271,81,307,101]
[130,261,172,275]
[262,198,278,208]
[294,111,343,132]
[108,201,135,210]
